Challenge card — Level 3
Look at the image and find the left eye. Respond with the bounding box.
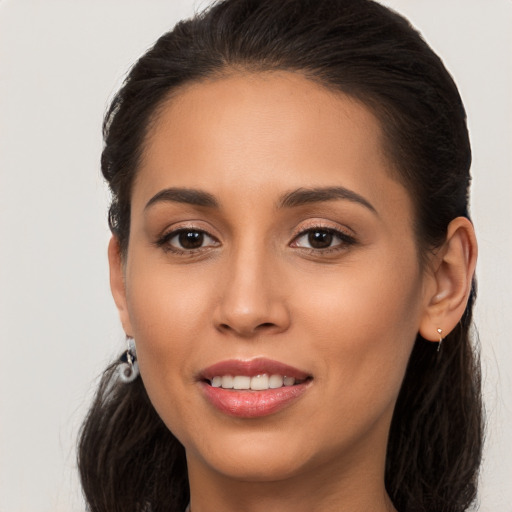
[292,228,354,250]
[165,229,218,251]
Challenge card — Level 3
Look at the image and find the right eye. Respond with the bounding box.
[158,229,220,253]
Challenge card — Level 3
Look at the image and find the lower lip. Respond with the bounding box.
[201,381,310,418]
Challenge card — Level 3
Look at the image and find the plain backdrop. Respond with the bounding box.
[0,1,511,511]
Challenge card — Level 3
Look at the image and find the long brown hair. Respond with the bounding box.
[78,1,483,510]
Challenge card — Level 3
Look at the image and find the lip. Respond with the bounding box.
[199,358,311,381]
[198,358,312,418]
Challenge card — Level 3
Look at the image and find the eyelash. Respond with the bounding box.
[290,226,357,254]
[155,225,357,256]
[155,228,219,255]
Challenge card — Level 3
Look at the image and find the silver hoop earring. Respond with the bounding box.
[118,337,139,383]
[437,328,443,352]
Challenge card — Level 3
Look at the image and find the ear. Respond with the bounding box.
[419,217,477,344]
[108,236,134,337]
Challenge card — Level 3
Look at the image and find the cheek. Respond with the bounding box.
[126,254,213,335]
[294,256,423,402]
[124,259,215,392]
[123,263,218,442]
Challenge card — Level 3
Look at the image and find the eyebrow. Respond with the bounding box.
[145,188,219,210]
[278,186,377,215]
[144,185,377,215]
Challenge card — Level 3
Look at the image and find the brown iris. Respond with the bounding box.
[308,230,334,249]
[178,230,204,249]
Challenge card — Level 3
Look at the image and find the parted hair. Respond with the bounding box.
[78,1,483,511]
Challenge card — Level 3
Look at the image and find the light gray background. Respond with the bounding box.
[0,1,510,510]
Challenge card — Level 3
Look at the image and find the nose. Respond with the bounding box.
[213,247,291,338]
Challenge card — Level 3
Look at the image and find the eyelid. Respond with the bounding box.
[155,223,221,254]
[155,219,220,240]
[291,228,355,247]
[290,219,355,239]
[170,229,218,247]
[289,220,357,251]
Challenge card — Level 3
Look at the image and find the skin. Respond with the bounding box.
[109,72,477,512]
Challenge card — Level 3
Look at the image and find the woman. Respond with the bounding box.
[78,0,482,511]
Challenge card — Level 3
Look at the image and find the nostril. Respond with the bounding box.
[257,322,276,329]
[217,321,278,335]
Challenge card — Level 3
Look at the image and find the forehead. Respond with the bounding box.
[134,71,410,218]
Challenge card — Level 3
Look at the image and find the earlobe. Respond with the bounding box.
[419,217,477,343]
[108,236,134,337]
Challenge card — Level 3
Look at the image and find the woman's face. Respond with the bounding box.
[114,72,434,483]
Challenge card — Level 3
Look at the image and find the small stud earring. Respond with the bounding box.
[118,337,139,383]
[437,328,443,352]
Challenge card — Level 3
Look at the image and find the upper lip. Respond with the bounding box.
[199,358,311,381]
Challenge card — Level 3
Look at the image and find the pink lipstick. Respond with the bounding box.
[198,358,312,418]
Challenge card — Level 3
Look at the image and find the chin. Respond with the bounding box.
[204,447,311,482]
[184,416,340,482]
[183,421,332,483]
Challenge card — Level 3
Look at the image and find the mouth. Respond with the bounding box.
[199,358,313,418]
[207,374,311,391]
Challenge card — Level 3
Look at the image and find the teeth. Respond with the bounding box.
[284,376,295,386]
[250,374,269,390]
[269,374,284,388]
[210,374,300,390]
[233,376,251,389]
[221,375,234,389]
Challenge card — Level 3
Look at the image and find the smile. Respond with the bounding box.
[199,358,313,418]
[210,374,306,390]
